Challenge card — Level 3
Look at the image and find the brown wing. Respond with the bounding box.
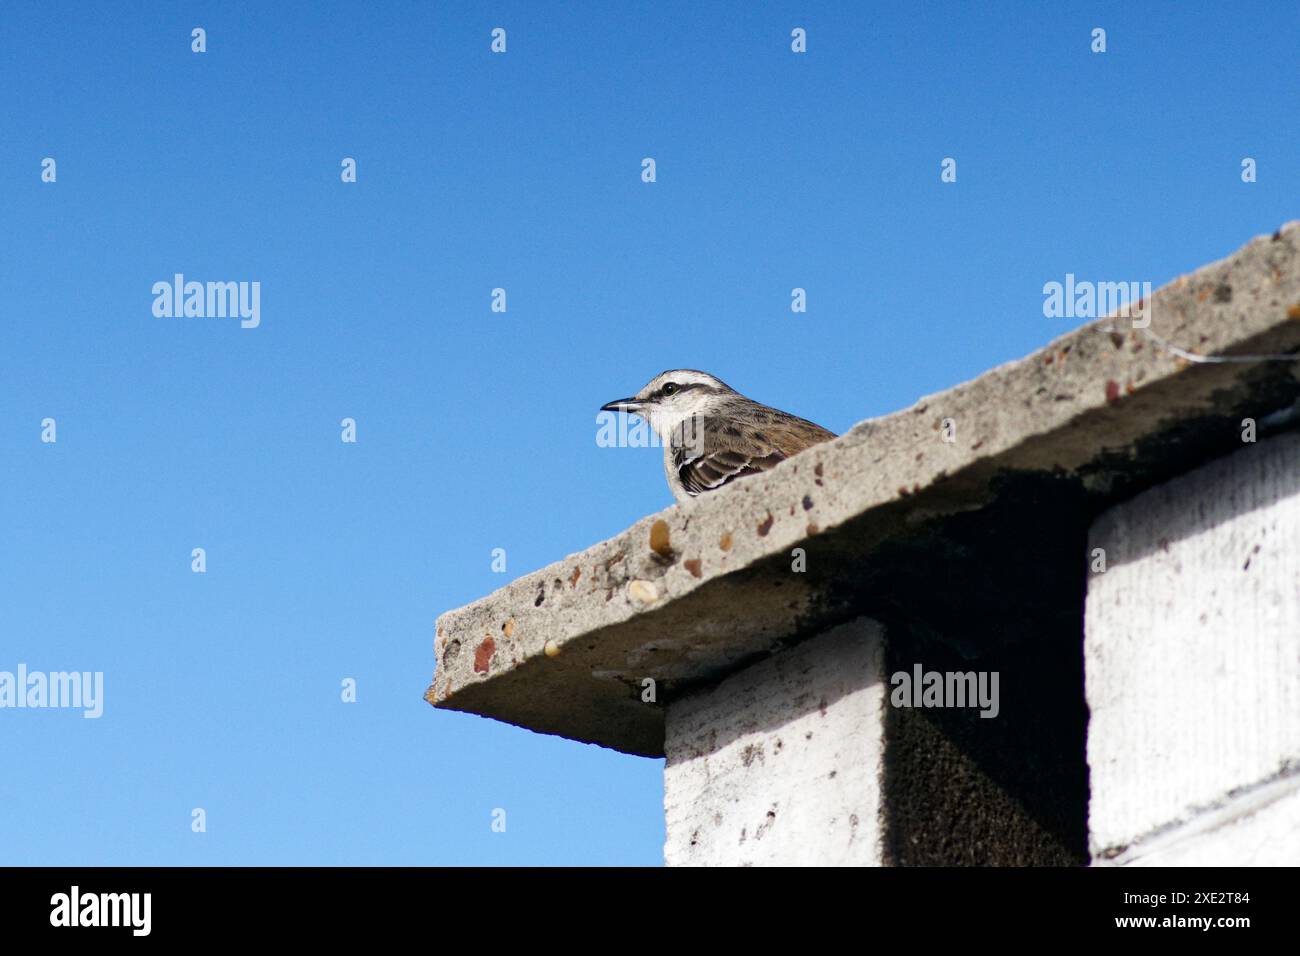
[675,446,787,496]
[672,410,834,497]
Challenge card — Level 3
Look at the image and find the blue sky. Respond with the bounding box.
[0,1,1294,865]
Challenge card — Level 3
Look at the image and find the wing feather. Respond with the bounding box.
[671,410,834,497]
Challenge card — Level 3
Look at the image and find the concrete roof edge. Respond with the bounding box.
[426,222,1300,755]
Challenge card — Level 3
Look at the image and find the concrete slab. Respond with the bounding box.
[427,222,1300,756]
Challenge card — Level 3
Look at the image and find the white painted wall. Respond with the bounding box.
[1086,432,1300,863]
[663,618,885,866]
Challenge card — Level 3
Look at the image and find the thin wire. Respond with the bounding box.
[1104,323,1300,365]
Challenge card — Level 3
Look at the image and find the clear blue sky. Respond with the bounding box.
[0,2,1294,865]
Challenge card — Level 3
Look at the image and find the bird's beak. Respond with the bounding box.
[600,397,644,414]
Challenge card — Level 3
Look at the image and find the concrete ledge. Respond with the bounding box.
[427,222,1300,757]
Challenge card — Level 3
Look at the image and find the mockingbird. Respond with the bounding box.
[601,369,836,501]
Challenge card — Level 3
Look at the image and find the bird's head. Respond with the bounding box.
[600,369,735,438]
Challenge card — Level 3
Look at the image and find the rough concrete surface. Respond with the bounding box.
[1098,773,1300,866]
[1086,431,1300,858]
[428,222,1300,756]
[884,613,1090,866]
[663,619,885,866]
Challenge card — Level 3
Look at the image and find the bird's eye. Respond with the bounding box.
[662,382,679,396]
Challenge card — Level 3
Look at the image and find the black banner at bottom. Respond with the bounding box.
[0,865,1282,941]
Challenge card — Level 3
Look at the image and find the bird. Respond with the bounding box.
[600,369,836,501]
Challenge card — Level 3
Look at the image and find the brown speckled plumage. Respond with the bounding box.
[601,370,836,501]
